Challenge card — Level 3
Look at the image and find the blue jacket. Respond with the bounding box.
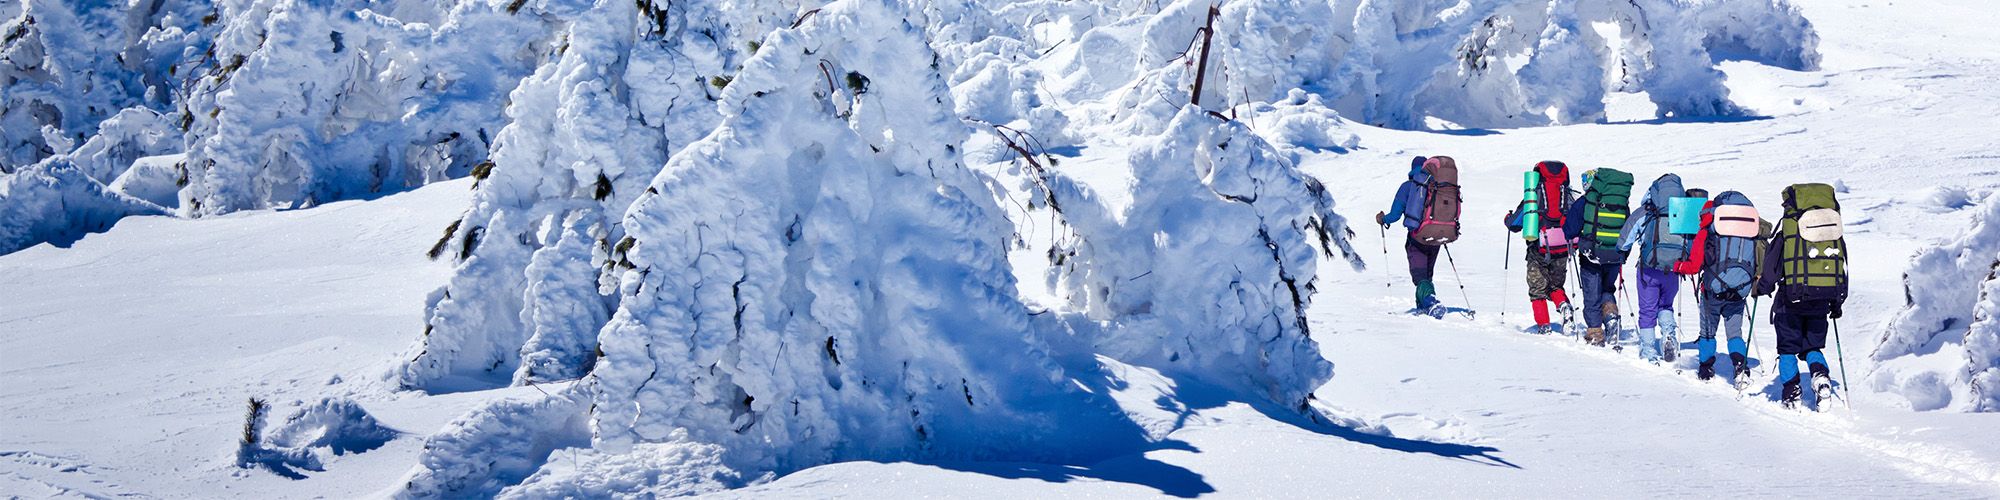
[1384,156,1429,229]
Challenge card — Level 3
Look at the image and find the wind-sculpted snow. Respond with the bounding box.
[1875,195,2000,412]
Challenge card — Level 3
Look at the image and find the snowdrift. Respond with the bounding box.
[1874,194,2000,412]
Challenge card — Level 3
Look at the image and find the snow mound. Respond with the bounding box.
[239,398,399,479]
[1874,194,2000,411]
[400,388,593,497]
[0,158,167,254]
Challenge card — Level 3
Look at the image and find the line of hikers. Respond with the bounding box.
[1375,156,1850,408]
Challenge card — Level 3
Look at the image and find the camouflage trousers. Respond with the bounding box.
[1525,250,1570,301]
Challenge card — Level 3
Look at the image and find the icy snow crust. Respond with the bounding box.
[1876,194,2000,412]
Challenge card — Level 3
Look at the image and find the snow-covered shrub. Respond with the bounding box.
[109,154,186,208]
[395,0,787,391]
[238,397,397,478]
[1250,90,1362,152]
[400,388,593,497]
[264,397,400,456]
[1046,106,1362,408]
[0,158,167,253]
[1874,195,2000,411]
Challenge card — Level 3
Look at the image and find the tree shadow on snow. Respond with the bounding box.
[1606,114,1772,126]
[917,439,1214,498]
[1165,376,1520,470]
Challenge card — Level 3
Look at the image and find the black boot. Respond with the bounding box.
[1781,378,1802,409]
[1729,353,1750,390]
[1697,359,1715,380]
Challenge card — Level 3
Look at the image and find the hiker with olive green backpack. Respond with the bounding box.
[1567,168,1634,347]
[1755,183,1850,410]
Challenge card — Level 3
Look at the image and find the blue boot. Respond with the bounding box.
[1696,338,1717,380]
[1778,355,1801,408]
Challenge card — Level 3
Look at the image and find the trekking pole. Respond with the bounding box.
[1833,318,1854,408]
[1502,239,1512,322]
[1443,244,1474,317]
[1746,296,1760,361]
[1379,225,1394,289]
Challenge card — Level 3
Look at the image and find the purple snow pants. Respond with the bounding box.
[1636,267,1680,329]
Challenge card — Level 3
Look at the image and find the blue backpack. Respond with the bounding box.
[1640,174,1691,271]
[1701,191,1763,301]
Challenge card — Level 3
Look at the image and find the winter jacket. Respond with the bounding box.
[1754,228,1837,315]
[1383,156,1430,230]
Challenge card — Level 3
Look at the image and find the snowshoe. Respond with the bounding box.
[1813,374,1836,409]
[1781,380,1803,409]
[1427,304,1449,319]
[1697,359,1715,381]
[1732,373,1750,392]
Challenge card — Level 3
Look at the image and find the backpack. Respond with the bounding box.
[1776,183,1847,304]
[1580,168,1634,263]
[1701,191,1762,301]
[1412,156,1461,246]
[1640,174,1692,271]
[1522,161,1573,253]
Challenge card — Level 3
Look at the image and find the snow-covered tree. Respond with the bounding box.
[1042,106,1363,409]
[1875,195,2000,412]
[394,0,792,391]
[175,0,551,215]
[1045,0,1819,131]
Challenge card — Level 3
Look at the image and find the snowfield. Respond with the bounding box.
[4,0,2000,497]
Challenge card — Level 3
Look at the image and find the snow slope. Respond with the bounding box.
[5,0,2000,497]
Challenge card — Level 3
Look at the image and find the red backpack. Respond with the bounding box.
[1532,161,1573,253]
[1412,156,1461,246]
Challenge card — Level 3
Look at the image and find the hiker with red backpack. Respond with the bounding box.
[1673,191,1770,388]
[1376,156,1463,319]
[1503,161,1577,334]
[1754,184,1850,409]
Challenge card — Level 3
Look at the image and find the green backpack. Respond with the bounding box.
[1581,168,1634,261]
[1775,183,1847,303]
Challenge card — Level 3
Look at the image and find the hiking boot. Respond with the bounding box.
[1782,379,1803,409]
[1697,359,1715,381]
[1813,373,1835,406]
[1586,327,1606,346]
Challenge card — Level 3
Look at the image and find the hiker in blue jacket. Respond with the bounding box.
[1376,156,1442,316]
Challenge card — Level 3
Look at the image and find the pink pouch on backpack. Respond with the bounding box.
[1714,205,1760,238]
[1539,227,1570,248]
